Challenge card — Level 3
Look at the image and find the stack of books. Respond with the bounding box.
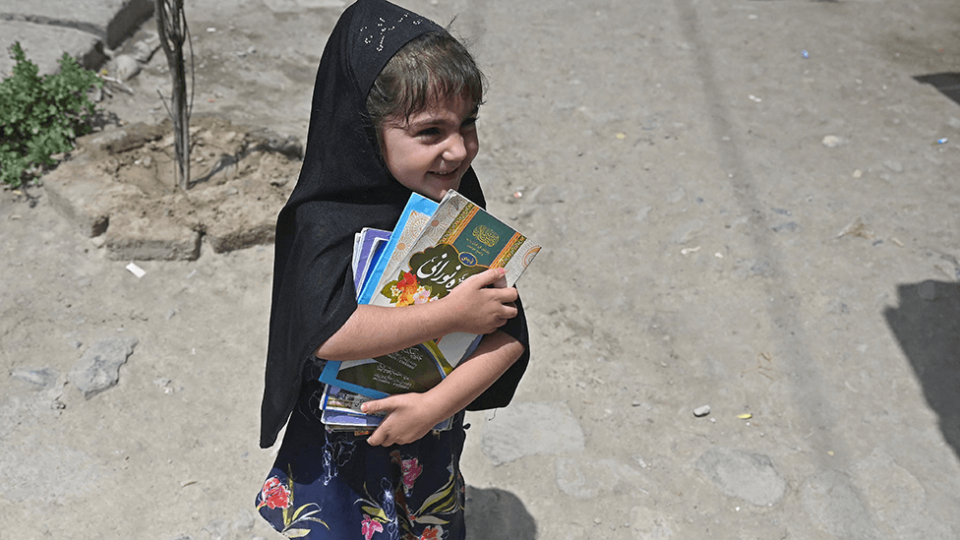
[318,189,541,433]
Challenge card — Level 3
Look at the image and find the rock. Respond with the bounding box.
[696,447,786,506]
[11,367,60,389]
[246,128,304,159]
[103,213,201,261]
[480,401,585,465]
[693,405,711,417]
[131,32,161,63]
[113,54,141,81]
[68,338,139,399]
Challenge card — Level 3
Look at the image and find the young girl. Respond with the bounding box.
[256,1,530,538]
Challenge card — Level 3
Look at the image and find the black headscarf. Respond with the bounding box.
[260,0,530,448]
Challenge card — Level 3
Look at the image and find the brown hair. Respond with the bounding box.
[366,31,485,152]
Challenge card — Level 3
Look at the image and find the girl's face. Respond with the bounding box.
[380,93,479,202]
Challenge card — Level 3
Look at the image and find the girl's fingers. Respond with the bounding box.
[465,267,506,288]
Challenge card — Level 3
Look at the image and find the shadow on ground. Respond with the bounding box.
[465,486,537,540]
[884,280,960,462]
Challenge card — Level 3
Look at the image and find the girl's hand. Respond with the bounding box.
[361,393,444,446]
[443,267,518,335]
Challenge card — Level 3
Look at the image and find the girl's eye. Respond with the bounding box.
[416,127,441,138]
[462,117,478,129]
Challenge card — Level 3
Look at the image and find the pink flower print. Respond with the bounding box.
[401,458,423,493]
[412,288,434,305]
[257,476,291,510]
[361,514,384,540]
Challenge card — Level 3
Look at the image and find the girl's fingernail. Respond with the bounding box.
[360,404,368,413]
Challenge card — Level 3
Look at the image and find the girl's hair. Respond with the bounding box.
[366,31,485,152]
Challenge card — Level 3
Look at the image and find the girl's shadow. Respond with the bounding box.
[884,280,960,461]
[465,486,537,540]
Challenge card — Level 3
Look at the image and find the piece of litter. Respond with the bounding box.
[937,138,948,144]
[748,94,762,103]
[126,262,146,279]
[206,27,216,32]
[181,480,198,487]
[10,214,21,220]
[714,252,724,258]
[616,132,626,139]
[801,50,810,59]
[852,169,862,178]
[681,246,701,255]
[513,191,523,198]
[737,413,753,420]
[693,405,711,417]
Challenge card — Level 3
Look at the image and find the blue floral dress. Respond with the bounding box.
[256,377,466,540]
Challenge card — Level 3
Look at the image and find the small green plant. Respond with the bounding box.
[0,42,103,188]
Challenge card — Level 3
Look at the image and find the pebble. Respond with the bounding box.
[821,135,843,148]
[694,405,711,417]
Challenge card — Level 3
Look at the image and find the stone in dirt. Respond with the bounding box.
[68,337,139,399]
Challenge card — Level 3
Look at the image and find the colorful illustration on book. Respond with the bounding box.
[380,270,438,307]
[379,204,530,307]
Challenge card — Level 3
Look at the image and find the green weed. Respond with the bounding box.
[0,42,103,188]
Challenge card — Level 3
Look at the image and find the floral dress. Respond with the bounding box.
[256,376,466,540]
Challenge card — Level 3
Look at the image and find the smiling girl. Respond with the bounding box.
[256,2,530,539]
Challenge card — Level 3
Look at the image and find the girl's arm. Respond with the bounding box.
[360,329,524,446]
[315,267,518,361]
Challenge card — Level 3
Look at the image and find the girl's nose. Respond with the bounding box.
[442,133,467,163]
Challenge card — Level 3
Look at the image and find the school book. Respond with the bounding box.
[319,384,453,433]
[319,189,541,399]
[352,228,390,295]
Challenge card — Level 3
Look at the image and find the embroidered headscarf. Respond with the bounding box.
[260,0,529,448]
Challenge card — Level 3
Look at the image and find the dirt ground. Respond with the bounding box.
[3,0,960,539]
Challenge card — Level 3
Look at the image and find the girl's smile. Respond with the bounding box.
[380,93,479,202]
